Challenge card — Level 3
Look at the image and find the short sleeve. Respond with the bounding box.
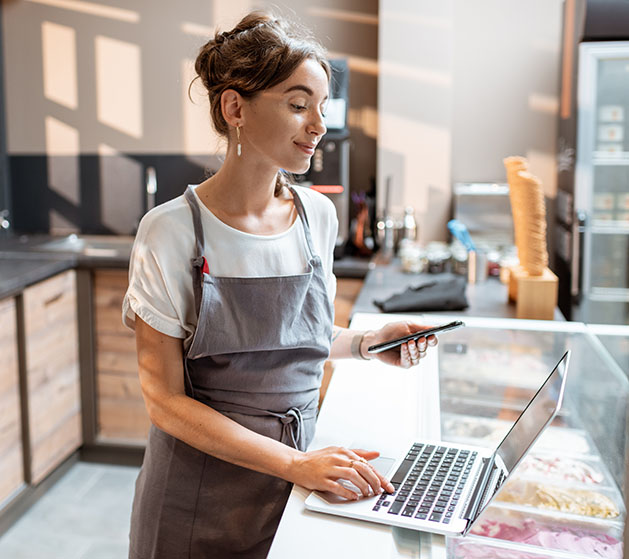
[122,212,192,340]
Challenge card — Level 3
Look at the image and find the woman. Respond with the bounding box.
[123,11,436,559]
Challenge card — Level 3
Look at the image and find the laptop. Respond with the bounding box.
[304,350,570,536]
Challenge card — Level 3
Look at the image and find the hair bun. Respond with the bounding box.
[192,10,329,143]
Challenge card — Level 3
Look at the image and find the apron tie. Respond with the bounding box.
[207,401,315,451]
[279,407,304,450]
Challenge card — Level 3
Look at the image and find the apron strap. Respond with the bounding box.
[184,186,206,318]
[288,186,317,261]
[209,400,317,451]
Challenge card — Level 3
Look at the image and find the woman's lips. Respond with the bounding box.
[295,142,315,155]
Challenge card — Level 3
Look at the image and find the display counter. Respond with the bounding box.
[270,313,627,558]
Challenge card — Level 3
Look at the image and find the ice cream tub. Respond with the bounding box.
[447,505,624,559]
[441,396,528,421]
[494,479,622,520]
[512,452,610,488]
[441,415,592,458]
[441,377,537,407]
[442,413,513,448]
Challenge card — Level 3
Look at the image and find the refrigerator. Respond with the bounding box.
[554,0,629,324]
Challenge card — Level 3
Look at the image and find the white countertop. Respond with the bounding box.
[268,312,448,558]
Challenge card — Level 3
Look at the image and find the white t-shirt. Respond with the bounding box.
[123,185,338,348]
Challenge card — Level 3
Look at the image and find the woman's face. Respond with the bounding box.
[241,57,329,174]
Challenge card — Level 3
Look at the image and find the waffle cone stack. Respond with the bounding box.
[503,157,548,276]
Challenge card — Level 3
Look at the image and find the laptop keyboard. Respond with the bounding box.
[372,444,477,524]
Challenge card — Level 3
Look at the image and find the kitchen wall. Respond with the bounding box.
[1,0,377,234]
[3,0,564,242]
[378,0,563,242]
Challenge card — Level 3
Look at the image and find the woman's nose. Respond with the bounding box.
[309,111,327,137]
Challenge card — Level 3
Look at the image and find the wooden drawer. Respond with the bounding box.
[94,269,150,443]
[0,297,24,505]
[23,271,81,484]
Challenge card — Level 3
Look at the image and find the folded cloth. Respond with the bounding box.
[374,273,468,312]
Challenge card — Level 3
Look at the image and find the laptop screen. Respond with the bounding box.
[495,351,570,473]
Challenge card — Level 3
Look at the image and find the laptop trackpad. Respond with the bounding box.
[370,456,396,477]
[315,456,397,505]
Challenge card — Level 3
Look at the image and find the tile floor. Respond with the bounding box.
[0,462,139,559]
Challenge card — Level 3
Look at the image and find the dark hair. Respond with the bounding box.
[192,11,331,196]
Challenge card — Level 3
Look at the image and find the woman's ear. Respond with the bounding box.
[221,89,244,128]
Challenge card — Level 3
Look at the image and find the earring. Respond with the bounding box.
[236,125,242,157]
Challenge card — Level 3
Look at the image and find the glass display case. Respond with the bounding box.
[587,324,629,380]
[435,318,627,559]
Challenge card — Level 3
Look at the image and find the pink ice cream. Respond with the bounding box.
[468,518,623,559]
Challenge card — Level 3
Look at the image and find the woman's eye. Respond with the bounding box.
[291,104,307,111]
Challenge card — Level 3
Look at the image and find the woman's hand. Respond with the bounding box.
[363,321,438,368]
[287,447,395,501]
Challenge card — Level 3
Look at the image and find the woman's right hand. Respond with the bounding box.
[287,446,395,501]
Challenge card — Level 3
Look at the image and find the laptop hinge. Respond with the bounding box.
[462,456,493,523]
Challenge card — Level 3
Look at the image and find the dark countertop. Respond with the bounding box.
[0,233,371,300]
[0,256,76,299]
[352,259,565,321]
[0,234,134,300]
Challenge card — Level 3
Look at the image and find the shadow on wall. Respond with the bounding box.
[3,0,379,235]
[4,1,226,234]
[10,154,213,235]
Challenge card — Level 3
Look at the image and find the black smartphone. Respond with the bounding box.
[366,320,465,354]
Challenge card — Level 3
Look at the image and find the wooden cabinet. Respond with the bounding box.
[0,297,24,504]
[23,270,81,484]
[93,269,150,443]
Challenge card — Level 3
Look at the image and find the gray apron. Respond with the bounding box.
[129,186,334,559]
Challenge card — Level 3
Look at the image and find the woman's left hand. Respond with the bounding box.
[363,321,438,368]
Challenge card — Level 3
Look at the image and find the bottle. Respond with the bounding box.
[402,207,417,242]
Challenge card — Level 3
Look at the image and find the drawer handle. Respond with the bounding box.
[44,292,64,306]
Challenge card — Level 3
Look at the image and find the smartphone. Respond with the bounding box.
[366,320,465,354]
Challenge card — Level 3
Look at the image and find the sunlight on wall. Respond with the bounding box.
[95,36,142,139]
[45,115,79,156]
[42,21,77,110]
[212,0,252,30]
[98,144,143,233]
[379,111,450,217]
[25,0,139,23]
[45,117,80,226]
[180,22,213,37]
[182,59,225,156]
[307,7,378,25]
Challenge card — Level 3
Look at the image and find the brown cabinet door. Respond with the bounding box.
[94,269,150,443]
[0,297,25,504]
[23,270,82,485]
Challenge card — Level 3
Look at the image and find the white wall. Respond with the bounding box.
[378,0,563,242]
[2,0,378,191]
